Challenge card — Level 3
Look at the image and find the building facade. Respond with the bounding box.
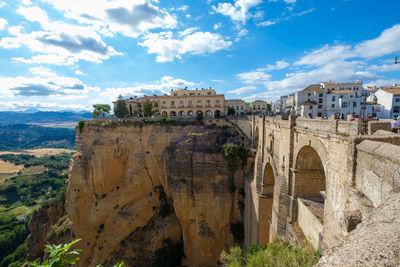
[226,99,246,115]
[117,88,228,118]
[250,100,268,115]
[375,86,400,119]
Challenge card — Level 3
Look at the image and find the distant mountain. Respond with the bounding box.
[0,111,92,124]
[0,124,75,151]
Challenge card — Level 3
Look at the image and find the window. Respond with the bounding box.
[154,103,158,108]
[318,98,323,103]
[197,100,202,107]
[170,101,175,107]
[309,106,313,110]
[207,92,211,95]
[318,113,322,117]
[341,102,348,108]
[253,105,256,109]
[308,93,311,96]
[319,93,323,97]
[318,105,323,109]
[331,104,335,108]
[332,96,336,101]
[206,100,211,107]
[258,105,260,109]
[216,100,220,106]
[162,101,166,108]
[173,93,177,96]
[353,102,357,107]
[395,98,400,103]
[188,100,193,107]
[350,95,353,98]
[241,106,243,110]
[394,106,400,113]
[236,105,239,110]
[179,101,184,107]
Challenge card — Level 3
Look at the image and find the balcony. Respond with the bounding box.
[197,104,202,107]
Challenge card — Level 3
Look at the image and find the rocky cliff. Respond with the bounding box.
[66,121,253,266]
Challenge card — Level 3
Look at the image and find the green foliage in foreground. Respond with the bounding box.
[30,239,124,267]
[0,153,71,266]
[220,238,321,267]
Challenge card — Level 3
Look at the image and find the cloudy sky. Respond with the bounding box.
[0,0,399,111]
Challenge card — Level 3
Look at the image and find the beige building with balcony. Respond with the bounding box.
[118,88,226,118]
[225,99,246,115]
[250,100,268,115]
[159,88,225,118]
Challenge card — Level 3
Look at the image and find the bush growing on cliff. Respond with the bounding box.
[222,143,249,172]
[220,238,321,267]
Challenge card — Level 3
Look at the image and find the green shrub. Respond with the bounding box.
[220,238,321,267]
[78,120,86,133]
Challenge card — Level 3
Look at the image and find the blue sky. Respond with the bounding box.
[0,0,399,111]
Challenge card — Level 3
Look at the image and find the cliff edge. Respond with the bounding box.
[66,121,253,266]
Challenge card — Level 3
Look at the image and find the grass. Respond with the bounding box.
[21,165,47,175]
[0,160,24,173]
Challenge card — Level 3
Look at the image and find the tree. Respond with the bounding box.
[114,95,129,118]
[143,100,153,117]
[92,104,111,118]
[227,107,236,116]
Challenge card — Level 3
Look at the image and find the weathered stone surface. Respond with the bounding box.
[316,188,400,267]
[66,122,252,266]
[27,200,65,260]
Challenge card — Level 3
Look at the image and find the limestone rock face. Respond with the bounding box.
[27,200,65,260]
[316,188,400,267]
[66,122,252,266]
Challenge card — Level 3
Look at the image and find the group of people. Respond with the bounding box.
[391,116,400,133]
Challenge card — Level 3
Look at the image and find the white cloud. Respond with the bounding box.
[42,0,178,38]
[369,62,400,72]
[0,20,121,65]
[237,68,271,84]
[100,76,196,100]
[266,60,289,70]
[294,45,356,66]
[213,23,222,30]
[258,8,314,27]
[140,30,232,62]
[75,70,85,75]
[354,24,400,59]
[0,101,91,112]
[29,66,56,77]
[0,73,99,98]
[0,18,7,30]
[235,28,248,42]
[263,61,378,92]
[212,0,263,24]
[228,86,257,94]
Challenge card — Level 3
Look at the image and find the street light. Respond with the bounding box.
[395,57,399,64]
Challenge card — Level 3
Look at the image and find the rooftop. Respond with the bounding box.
[379,86,400,95]
[303,84,324,93]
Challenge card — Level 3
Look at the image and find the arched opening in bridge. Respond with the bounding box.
[293,145,326,249]
[170,111,177,117]
[214,110,221,118]
[259,163,275,245]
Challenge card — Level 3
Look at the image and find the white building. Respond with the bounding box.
[375,86,400,119]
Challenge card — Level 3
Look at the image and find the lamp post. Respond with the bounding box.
[395,57,399,64]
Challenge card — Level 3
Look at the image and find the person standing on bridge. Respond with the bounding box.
[391,116,399,133]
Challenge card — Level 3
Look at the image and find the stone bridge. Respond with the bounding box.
[232,116,400,251]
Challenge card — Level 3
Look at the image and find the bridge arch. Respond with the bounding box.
[258,161,276,245]
[293,145,326,199]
